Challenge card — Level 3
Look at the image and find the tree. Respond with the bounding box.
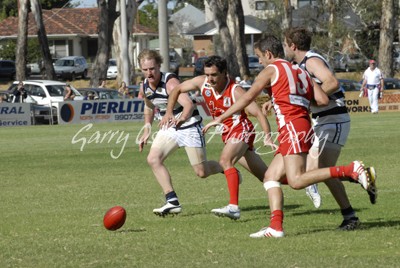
[378,0,395,77]
[30,0,56,80]
[227,0,247,77]
[16,0,29,81]
[138,3,158,31]
[206,0,240,77]
[0,0,72,20]
[90,0,118,87]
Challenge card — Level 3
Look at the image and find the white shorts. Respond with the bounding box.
[152,123,205,149]
[312,121,350,149]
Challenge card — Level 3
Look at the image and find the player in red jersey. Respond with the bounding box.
[203,35,376,238]
[160,55,276,220]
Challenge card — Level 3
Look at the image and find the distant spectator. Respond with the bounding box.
[361,59,384,114]
[118,81,127,94]
[99,80,106,88]
[12,81,27,103]
[63,84,75,101]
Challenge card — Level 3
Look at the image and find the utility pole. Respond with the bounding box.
[158,0,169,72]
[120,0,130,84]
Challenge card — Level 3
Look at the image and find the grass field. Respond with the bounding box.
[0,112,399,267]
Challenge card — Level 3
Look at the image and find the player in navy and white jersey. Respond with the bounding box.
[137,49,223,216]
[283,28,377,230]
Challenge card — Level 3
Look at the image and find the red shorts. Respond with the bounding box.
[277,117,313,156]
[222,119,255,150]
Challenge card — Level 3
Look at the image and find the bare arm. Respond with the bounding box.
[234,86,275,148]
[306,57,340,95]
[312,80,329,106]
[203,67,272,133]
[160,76,204,127]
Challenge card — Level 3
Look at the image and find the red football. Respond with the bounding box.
[103,206,126,231]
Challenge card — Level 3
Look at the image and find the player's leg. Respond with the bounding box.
[182,123,223,178]
[237,150,267,182]
[185,146,223,178]
[211,139,249,220]
[250,154,285,238]
[149,130,181,216]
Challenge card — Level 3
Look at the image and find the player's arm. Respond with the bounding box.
[139,84,154,152]
[306,57,339,95]
[312,80,329,106]
[235,86,275,148]
[161,76,203,127]
[203,67,272,133]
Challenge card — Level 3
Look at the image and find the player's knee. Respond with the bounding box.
[287,177,303,190]
[147,154,162,167]
[218,158,232,170]
[193,165,207,178]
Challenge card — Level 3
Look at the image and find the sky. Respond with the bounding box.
[71,0,176,9]
[71,0,98,8]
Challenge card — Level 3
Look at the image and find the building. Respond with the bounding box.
[0,8,156,63]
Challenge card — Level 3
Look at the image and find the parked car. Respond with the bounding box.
[27,62,42,75]
[333,52,368,72]
[0,89,57,124]
[0,60,16,80]
[54,56,88,80]
[77,88,122,100]
[338,79,362,92]
[193,56,208,76]
[248,55,263,75]
[383,78,400,90]
[107,59,118,79]
[7,80,84,106]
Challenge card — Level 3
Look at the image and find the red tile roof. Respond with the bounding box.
[0,8,156,37]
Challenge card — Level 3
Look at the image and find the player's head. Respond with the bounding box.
[203,56,228,89]
[138,49,163,83]
[204,56,227,74]
[254,35,284,65]
[284,28,312,51]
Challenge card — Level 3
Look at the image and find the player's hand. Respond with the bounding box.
[264,133,278,151]
[202,118,222,134]
[159,112,175,129]
[262,101,272,115]
[138,135,148,152]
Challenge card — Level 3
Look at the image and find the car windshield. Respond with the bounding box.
[108,60,117,67]
[55,60,74,67]
[249,57,259,63]
[46,85,64,97]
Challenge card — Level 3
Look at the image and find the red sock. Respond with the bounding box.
[280,177,288,185]
[224,167,239,205]
[329,162,354,178]
[269,210,283,231]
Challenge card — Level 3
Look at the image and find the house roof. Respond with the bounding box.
[0,8,156,38]
[186,15,268,36]
[169,4,205,29]
[291,4,363,31]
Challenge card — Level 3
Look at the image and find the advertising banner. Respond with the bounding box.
[0,103,31,127]
[57,99,146,124]
[344,89,400,113]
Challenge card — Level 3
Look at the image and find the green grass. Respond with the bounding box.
[0,113,399,267]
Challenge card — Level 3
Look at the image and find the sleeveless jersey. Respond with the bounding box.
[298,51,350,124]
[267,59,313,129]
[200,78,254,140]
[143,72,201,128]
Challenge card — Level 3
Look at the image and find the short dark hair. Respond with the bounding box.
[254,34,285,58]
[204,55,227,73]
[284,28,312,51]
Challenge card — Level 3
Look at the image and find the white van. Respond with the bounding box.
[8,80,84,106]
